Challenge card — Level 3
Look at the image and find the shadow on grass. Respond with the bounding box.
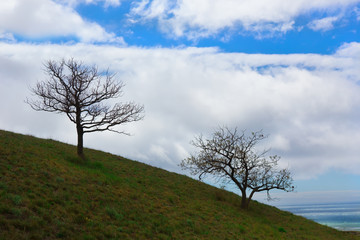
[65,155,104,170]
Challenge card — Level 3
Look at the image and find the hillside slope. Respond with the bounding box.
[0,130,358,240]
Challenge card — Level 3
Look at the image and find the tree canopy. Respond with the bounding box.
[181,126,293,209]
[27,58,144,159]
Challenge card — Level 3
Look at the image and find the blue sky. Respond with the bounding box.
[0,0,360,204]
[72,0,360,54]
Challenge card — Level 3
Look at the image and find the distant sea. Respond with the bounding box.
[278,202,360,231]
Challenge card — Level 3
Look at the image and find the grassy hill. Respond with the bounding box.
[0,130,359,240]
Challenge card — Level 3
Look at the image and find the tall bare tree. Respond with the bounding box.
[181,126,293,209]
[27,58,144,159]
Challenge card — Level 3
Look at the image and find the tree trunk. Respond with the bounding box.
[240,190,248,209]
[76,125,85,160]
[247,190,256,209]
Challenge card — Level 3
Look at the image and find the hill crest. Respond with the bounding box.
[0,130,358,239]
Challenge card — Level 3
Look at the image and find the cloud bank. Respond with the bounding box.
[1,0,359,43]
[0,42,359,180]
[0,0,124,43]
[130,0,360,39]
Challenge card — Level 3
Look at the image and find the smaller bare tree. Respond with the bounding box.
[181,126,293,209]
[27,58,144,159]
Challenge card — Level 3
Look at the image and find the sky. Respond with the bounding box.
[0,0,360,205]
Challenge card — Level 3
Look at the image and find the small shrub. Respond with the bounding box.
[56,231,66,238]
[104,224,119,238]
[278,227,286,233]
[41,171,50,179]
[186,219,194,228]
[168,196,175,204]
[238,224,246,233]
[0,182,7,191]
[11,208,22,217]
[56,177,65,183]
[105,207,123,220]
[9,194,22,205]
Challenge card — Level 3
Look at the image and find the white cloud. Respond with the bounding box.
[0,42,359,180]
[0,0,124,43]
[0,32,15,42]
[308,16,339,31]
[57,0,121,8]
[336,41,360,58]
[356,7,360,21]
[130,0,360,39]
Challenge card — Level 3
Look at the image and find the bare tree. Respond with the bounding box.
[181,126,293,209]
[27,58,144,159]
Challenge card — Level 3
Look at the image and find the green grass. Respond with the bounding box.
[0,129,359,240]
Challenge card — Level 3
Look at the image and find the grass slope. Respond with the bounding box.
[0,130,359,240]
